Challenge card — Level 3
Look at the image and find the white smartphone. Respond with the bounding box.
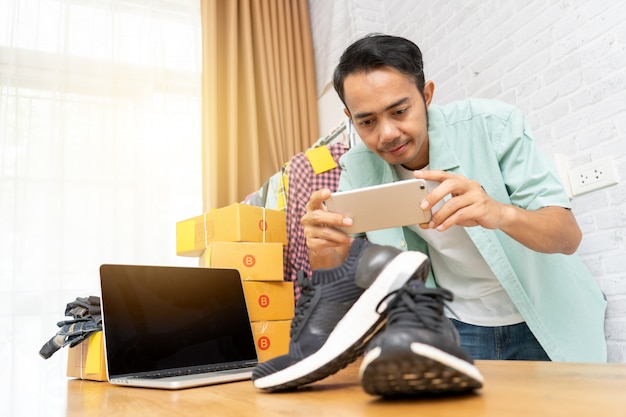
[325,179,431,234]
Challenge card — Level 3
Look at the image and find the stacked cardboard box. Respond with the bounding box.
[66,331,107,381]
[177,203,294,362]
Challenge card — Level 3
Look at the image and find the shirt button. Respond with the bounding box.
[400,240,406,247]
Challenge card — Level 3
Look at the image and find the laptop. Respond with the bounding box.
[99,264,259,389]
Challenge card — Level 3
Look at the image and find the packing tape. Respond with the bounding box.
[262,207,266,242]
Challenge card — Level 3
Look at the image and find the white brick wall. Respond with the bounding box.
[309,0,626,362]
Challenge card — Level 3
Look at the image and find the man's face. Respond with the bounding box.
[343,67,433,170]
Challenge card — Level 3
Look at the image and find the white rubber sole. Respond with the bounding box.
[359,343,484,396]
[359,342,484,387]
[253,251,429,390]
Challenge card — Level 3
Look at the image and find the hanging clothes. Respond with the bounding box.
[241,118,355,210]
[241,165,286,210]
[284,142,348,300]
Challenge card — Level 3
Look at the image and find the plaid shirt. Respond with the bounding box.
[284,143,348,300]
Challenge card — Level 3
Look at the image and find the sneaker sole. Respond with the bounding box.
[253,251,430,391]
[359,342,484,397]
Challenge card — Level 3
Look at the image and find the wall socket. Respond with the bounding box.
[568,156,619,197]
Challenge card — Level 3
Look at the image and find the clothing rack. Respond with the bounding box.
[316,118,357,149]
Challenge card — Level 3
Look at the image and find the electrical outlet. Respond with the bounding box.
[569,156,619,196]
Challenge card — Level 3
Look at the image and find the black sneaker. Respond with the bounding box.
[252,239,430,391]
[359,280,484,397]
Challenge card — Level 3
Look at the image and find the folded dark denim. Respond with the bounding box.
[65,296,101,318]
[39,296,102,360]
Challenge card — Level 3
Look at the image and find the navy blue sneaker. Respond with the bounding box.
[359,280,484,397]
[252,239,430,391]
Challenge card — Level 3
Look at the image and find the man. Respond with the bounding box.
[252,33,606,397]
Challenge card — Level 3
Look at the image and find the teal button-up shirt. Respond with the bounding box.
[338,98,607,362]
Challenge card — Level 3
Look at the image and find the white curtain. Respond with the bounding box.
[0,0,202,415]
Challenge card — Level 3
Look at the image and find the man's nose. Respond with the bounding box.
[379,119,400,143]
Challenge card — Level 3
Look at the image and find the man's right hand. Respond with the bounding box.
[301,188,354,269]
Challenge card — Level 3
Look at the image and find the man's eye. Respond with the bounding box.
[395,108,407,115]
[360,119,372,126]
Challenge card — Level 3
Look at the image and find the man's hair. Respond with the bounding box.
[332,33,426,105]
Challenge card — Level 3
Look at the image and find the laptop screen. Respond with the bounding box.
[100,265,258,378]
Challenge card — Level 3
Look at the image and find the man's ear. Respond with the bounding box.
[343,108,351,119]
[423,81,435,107]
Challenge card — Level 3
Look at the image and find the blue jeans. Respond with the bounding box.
[451,319,551,361]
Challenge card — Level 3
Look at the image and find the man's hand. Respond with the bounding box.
[413,170,582,254]
[414,170,500,232]
[301,188,354,269]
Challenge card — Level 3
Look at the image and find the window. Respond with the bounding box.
[1,1,202,413]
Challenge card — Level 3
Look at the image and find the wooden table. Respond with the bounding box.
[65,359,626,417]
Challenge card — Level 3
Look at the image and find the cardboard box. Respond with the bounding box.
[200,241,284,281]
[251,320,291,362]
[243,281,295,321]
[176,203,288,257]
[66,331,107,382]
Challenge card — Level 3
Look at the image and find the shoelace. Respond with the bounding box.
[289,270,316,339]
[377,283,455,331]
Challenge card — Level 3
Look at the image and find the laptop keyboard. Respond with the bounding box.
[141,362,255,379]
